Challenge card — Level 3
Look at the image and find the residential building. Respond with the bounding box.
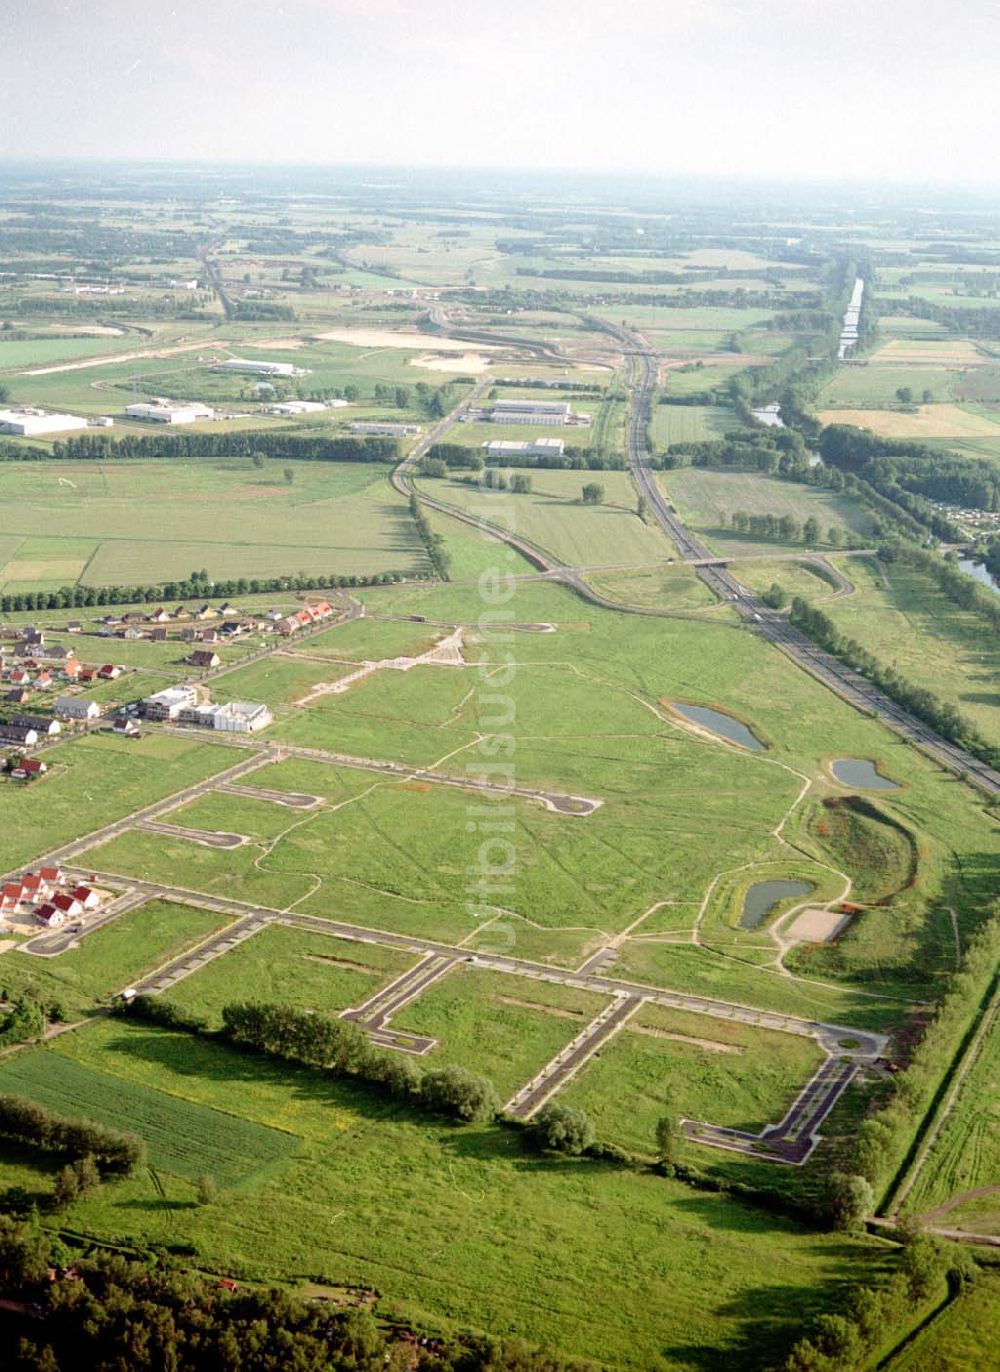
[70,886,100,910]
[187,649,220,669]
[143,685,199,720]
[0,724,38,747]
[98,665,121,680]
[34,903,66,928]
[11,715,60,736]
[12,758,47,781]
[54,697,101,721]
[201,701,272,733]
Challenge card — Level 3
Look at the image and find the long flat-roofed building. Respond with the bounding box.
[125,399,214,425]
[483,438,565,459]
[0,408,87,437]
[489,399,582,426]
[217,358,300,377]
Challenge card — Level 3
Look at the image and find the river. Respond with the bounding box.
[837,277,865,360]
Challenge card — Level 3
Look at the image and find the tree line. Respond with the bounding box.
[721,511,837,545]
[428,441,625,471]
[409,494,451,580]
[0,433,401,465]
[0,1094,144,1180]
[0,568,407,616]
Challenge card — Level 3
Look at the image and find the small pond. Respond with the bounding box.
[740,879,813,930]
[831,758,900,791]
[673,703,766,751]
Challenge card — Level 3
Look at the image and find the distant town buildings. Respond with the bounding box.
[0,407,87,437]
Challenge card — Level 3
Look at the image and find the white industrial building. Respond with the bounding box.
[0,407,87,437]
[217,358,301,377]
[483,438,566,459]
[125,399,214,425]
[489,400,580,427]
[87,415,115,428]
[349,421,422,436]
[266,400,329,416]
[200,701,272,733]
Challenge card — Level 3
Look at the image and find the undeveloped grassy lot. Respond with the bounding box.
[0,458,425,588]
[558,1002,825,1155]
[0,1018,882,1371]
[657,468,873,554]
[415,468,670,566]
[649,403,740,447]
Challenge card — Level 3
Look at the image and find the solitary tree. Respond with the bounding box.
[895,386,914,404]
[655,1111,680,1165]
[420,1065,499,1123]
[251,452,265,469]
[827,525,843,547]
[283,467,295,485]
[762,582,786,610]
[825,1171,874,1232]
[196,1175,218,1206]
[802,516,821,545]
[510,473,533,495]
[581,483,605,505]
[637,495,648,520]
[529,1104,594,1155]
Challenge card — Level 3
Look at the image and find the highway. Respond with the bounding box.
[607,318,1000,796]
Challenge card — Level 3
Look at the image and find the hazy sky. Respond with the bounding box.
[3,0,998,182]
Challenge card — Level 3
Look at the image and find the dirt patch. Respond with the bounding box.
[0,940,16,956]
[410,351,494,373]
[302,954,384,976]
[316,328,512,353]
[784,907,852,944]
[22,340,225,376]
[255,337,305,350]
[627,1023,743,1053]
[497,996,587,1022]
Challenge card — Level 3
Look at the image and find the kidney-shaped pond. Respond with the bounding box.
[740,879,812,929]
[672,703,765,751]
[831,758,899,791]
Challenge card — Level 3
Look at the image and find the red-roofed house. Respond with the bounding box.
[39,866,64,885]
[70,886,100,910]
[11,757,47,780]
[61,659,82,679]
[1,883,26,914]
[51,893,83,918]
[20,873,46,899]
[98,664,121,680]
[34,903,66,928]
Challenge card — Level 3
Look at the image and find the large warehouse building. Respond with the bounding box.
[0,407,87,437]
[483,438,566,459]
[488,399,589,427]
[125,399,214,425]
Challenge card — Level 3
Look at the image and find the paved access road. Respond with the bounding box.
[0,750,277,886]
[18,887,152,958]
[49,868,887,1061]
[684,1056,860,1166]
[505,994,645,1118]
[606,318,1000,796]
[135,820,246,849]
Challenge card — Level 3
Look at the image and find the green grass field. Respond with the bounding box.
[0,1018,883,1370]
[650,403,740,447]
[415,468,669,566]
[558,1002,825,1155]
[885,1271,1000,1371]
[657,468,874,554]
[0,1046,300,1187]
[0,899,229,1017]
[0,458,426,589]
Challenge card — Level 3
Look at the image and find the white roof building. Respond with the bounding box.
[217,358,300,377]
[0,408,87,437]
[54,697,101,720]
[125,400,214,425]
[349,422,421,436]
[483,438,566,458]
[143,685,199,719]
[266,401,329,415]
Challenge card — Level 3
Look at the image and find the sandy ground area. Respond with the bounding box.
[784,907,851,944]
[255,337,306,350]
[0,939,15,956]
[316,328,512,353]
[410,351,493,373]
[49,324,127,336]
[817,404,1000,439]
[295,628,467,705]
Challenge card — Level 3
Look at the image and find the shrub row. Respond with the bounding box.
[0,1094,145,1177]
